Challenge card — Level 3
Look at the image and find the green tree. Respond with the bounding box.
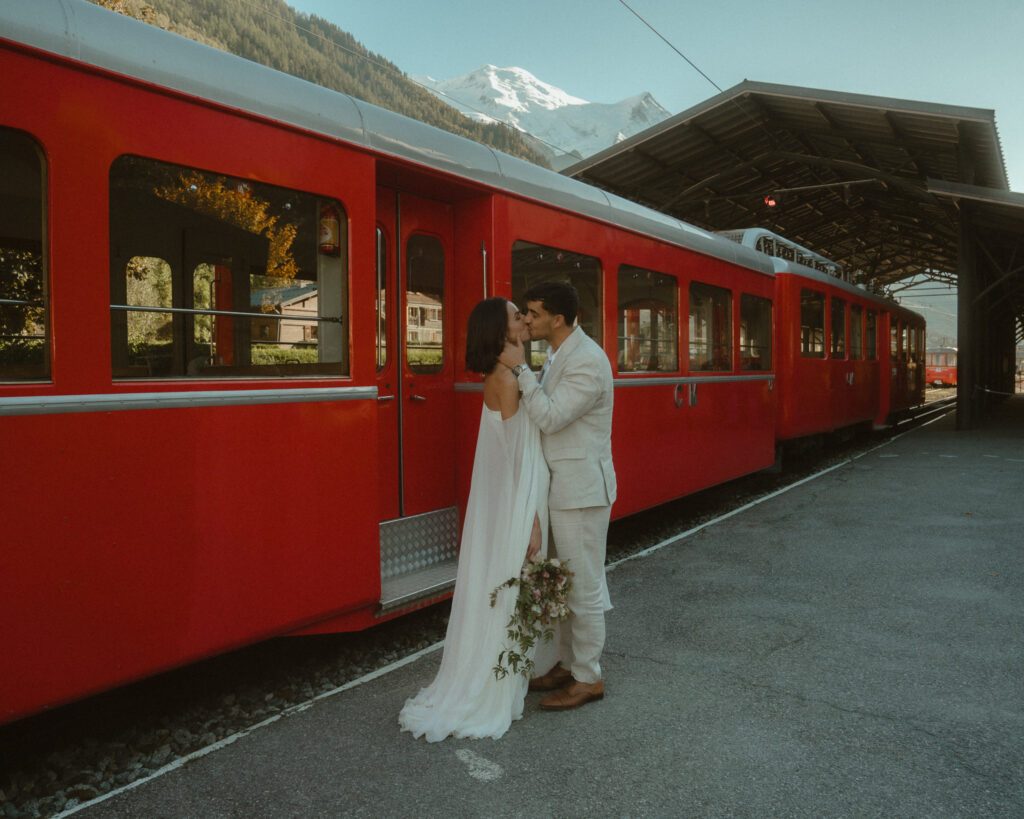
[87,0,550,167]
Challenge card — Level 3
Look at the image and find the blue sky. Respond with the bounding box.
[286,0,1024,189]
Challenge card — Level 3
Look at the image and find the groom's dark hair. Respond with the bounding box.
[465,297,510,374]
[523,280,579,327]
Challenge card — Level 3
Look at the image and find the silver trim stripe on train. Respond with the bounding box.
[0,386,377,416]
[454,374,775,392]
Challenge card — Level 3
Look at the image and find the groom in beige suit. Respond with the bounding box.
[501,280,616,710]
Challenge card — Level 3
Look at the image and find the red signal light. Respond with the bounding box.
[764,194,777,207]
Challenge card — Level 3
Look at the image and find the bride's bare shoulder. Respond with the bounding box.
[483,366,520,418]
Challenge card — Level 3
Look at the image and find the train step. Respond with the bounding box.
[379,506,460,614]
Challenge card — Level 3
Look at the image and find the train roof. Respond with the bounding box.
[5,0,776,277]
[719,228,922,319]
[718,228,846,280]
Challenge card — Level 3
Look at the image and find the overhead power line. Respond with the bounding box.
[616,0,723,94]
[613,0,788,185]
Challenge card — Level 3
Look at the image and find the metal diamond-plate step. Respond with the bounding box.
[379,506,459,614]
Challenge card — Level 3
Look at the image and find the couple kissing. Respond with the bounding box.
[399,280,616,742]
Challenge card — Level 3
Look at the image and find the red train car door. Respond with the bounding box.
[376,188,456,516]
[375,188,459,611]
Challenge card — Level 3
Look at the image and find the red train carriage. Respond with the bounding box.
[925,347,958,386]
[886,303,927,418]
[500,200,778,518]
[721,229,925,438]
[0,0,920,725]
[0,0,783,724]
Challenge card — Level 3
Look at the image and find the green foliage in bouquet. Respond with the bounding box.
[490,557,573,680]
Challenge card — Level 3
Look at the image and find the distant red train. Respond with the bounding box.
[0,0,925,725]
[719,229,926,439]
[925,347,958,386]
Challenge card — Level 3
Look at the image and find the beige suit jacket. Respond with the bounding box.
[516,327,616,511]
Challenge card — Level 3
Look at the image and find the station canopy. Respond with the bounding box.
[564,80,1024,324]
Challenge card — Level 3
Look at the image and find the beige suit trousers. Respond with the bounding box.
[549,504,611,684]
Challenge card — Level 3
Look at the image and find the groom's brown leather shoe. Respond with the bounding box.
[529,663,573,692]
[539,679,604,710]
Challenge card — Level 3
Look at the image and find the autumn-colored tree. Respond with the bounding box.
[155,171,299,279]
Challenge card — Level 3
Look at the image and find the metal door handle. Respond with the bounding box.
[410,394,427,402]
[377,395,394,403]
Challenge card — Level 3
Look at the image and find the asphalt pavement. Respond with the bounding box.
[74,398,1024,818]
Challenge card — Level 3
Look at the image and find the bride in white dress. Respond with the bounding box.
[399,298,549,742]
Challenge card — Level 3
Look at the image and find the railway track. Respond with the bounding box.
[0,392,958,818]
[894,392,957,428]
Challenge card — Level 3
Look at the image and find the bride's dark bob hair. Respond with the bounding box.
[465,297,510,374]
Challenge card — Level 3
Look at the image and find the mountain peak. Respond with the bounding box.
[424,65,588,114]
[415,66,671,166]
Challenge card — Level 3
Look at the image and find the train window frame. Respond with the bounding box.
[688,281,732,372]
[616,265,678,373]
[108,155,349,379]
[800,289,826,358]
[511,239,603,369]
[0,128,49,381]
[405,232,445,375]
[866,310,877,360]
[830,297,846,358]
[849,304,863,361]
[739,293,772,371]
[907,324,919,389]
[375,225,389,372]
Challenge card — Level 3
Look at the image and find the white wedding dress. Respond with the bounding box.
[399,404,549,742]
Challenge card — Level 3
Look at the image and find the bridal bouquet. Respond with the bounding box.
[490,557,573,680]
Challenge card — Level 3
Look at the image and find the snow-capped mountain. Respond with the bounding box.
[414,65,671,170]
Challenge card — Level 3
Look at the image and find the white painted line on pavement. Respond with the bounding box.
[55,641,445,817]
[455,748,504,781]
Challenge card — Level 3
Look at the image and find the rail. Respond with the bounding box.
[892,395,956,430]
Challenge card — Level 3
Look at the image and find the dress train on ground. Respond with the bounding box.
[399,406,548,742]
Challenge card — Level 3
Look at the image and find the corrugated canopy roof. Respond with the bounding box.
[565,81,1023,314]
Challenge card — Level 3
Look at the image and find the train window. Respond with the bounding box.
[405,233,444,374]
[849,304,863,361]
[689,281,732,371]
[0,128,48,380]
[511,240,602,368]
[866,310,877,359]
[109,156,348,378]
[830,297,846,358]
[891,324,899,359]
[739,294,772,371]
[901,325,909,363]
[617,265,678,372]
[800,289,825,358]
